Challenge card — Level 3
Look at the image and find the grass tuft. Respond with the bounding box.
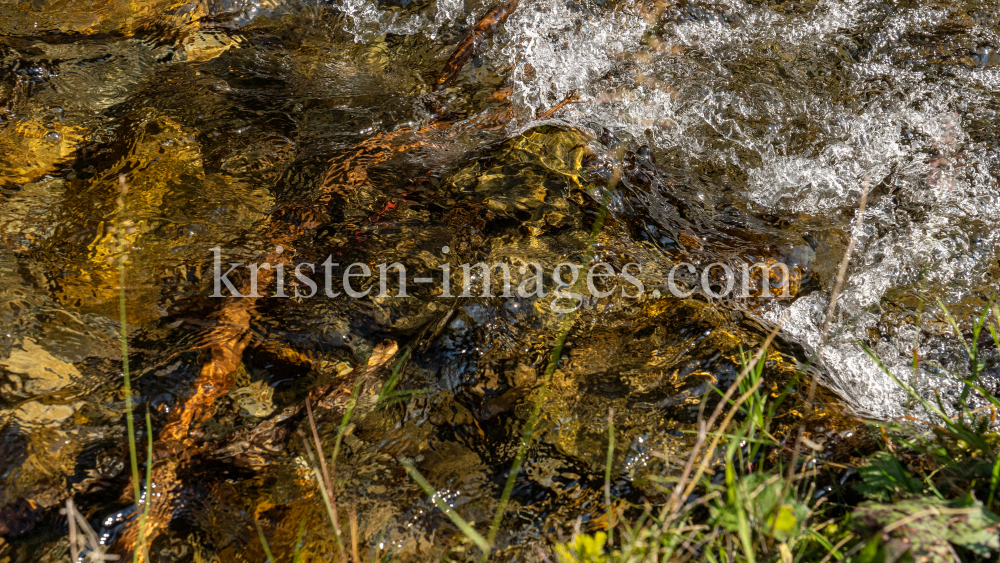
[537,297,1000,563]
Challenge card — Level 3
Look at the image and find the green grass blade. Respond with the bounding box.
[137,411,153,562]
[912,275,928,382]
[483,162,621,555]
[255,519,275,562]
[860,341,946,420]
[937,299,977,402]
[311,461,341,537]
[988,449,1000,511]
[376,346,412,408]
[605,408,615,548]
[971,305,992,372]
[116,174,144,563]
[399,458,490,553]
[331,376,365,474]
[293,518,307,563]
[938,298,973,360]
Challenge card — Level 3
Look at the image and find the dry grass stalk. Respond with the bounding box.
[68,498,79,562]
[63,499,120,562]
[789,178,870,482]
[666,320,784,515]
[821,178,871,341]
[305,397,342,548]
[349,503,360,563]
[297,427,347,560]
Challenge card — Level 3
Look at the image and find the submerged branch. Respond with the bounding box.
[433,0,521,92]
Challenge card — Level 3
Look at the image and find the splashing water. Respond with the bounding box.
[463,0,1000,418]
[2,0,1000,559]
[335,0,464,41]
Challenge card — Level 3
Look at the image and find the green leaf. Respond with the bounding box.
[854,452,923,502]
[709,472,809,542]
[853,494,1000,558]
[554,532,609,563]
[854,535,887,563]
[768,505,800,540]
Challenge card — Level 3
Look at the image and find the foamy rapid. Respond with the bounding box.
[337,0,1000,418]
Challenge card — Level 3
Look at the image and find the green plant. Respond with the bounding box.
[255,518,275,562]
[555,532,609,563]
[375,346,426,409]
[114,173,152,562]
[542,323,844,563]
[605,408,616,548]
[398,458,490,552]
[843,298,1000,561]
[860,299,1000,505]
[293,518,307,563]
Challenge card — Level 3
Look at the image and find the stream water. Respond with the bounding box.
[0,0,998,560]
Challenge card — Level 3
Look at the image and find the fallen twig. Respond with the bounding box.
[434,0,521,92]
[536,90,588,120]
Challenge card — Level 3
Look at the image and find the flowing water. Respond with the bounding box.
[0,0,998,560]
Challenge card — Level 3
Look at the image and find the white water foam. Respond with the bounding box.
[336,0,464,42]
[333,0,1000,419]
